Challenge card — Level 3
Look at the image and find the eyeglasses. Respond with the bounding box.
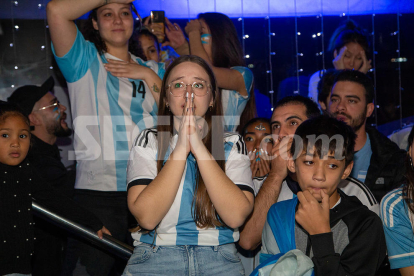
[37,100,61,111]
[168,81,211,97]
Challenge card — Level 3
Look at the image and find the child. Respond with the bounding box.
[381,126,414,274]
[0,101,108,275]
[125,55,254,275]
[240,118,272,194]
[260,115,386,276]
[136,28,161,62]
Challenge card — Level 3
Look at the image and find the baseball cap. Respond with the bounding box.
[7,76,55,117]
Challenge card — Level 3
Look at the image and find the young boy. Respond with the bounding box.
[260,115,386,276]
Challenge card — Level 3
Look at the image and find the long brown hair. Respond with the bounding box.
[157,55,226,228]
[198,12,256,131]
[403,127,414,213]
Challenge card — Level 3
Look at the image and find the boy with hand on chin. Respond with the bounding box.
[260,115,386,276]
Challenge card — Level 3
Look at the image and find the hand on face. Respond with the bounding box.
[185,19,202,36]
[249,149,271,178]
[269,136,292,179]
[295,188,331,235]
[358,50,372,74]
[332,46,347,70]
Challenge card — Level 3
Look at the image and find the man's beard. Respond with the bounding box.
[334,106,367,132]
[47,119,72,137]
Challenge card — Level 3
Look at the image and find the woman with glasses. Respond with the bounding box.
[125,56,254,275]
[184,12,256,132]
[46,0,164,274]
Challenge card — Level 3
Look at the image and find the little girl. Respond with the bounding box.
[240,118,273,195]
[125,55,254,275]
[0,101,108,275]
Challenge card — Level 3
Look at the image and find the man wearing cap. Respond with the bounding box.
[8,76,75,276]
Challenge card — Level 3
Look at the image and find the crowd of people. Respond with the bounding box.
[1,0,413,276]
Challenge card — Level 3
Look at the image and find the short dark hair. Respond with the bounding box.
[239,117,270,136]
[317,69,337,105]
[0,100,30,127]
[332,70,374,104]
[290,115,356,166]
[274,95,320,119]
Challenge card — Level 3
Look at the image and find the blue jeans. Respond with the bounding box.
[123,243,245,276]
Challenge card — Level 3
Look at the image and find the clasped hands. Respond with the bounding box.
[174,92,207,159]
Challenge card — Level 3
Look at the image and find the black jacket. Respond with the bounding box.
[28,135,75,197]
[308,190,386,276]
[365,127,406,202]
[0,160,103,275]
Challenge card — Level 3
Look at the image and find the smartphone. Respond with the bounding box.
[150,11,165,43]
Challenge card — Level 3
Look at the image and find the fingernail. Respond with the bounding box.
[253,149,256,152]
[256,151,259,156]
[256,158,260,161]
[265,150,268,155]
[248,151,251,155]
[186,92,189,98]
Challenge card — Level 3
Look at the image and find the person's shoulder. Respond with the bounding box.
[337,191,379,222]
[380,187,405,220]
[224,132,244,143]
[230,66,253,77]
[132,128,158,148]
[339,177,378,205]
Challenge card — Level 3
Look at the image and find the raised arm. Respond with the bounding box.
[185,20,248,96]
[239,138,290,250]
[47,0,101,57]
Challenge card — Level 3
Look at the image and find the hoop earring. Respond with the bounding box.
[209,106,213,112]
[166,104,171,112]
[410,156,414,170]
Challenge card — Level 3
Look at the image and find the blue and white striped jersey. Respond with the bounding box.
[127,129,254,246]
[222,67,254,132]
[52,26,165,192]
[380,187,414,269]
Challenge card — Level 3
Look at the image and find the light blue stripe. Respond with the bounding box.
[106,74,129,191]
[217,142,236,244]
[52,27,96,83]
[91,56,101,137]
[176,155,199,245]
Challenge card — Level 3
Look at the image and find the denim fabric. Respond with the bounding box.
[123,243,245,276]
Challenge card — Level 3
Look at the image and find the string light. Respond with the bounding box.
[245,55,250,58]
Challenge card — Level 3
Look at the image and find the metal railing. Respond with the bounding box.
[32,200,133,260]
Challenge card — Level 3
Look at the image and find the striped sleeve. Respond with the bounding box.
[224,134,254,194]
[380,187,414,269]
[51,26,97,83]
[126,129,158,188]
[339,177,379,215]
